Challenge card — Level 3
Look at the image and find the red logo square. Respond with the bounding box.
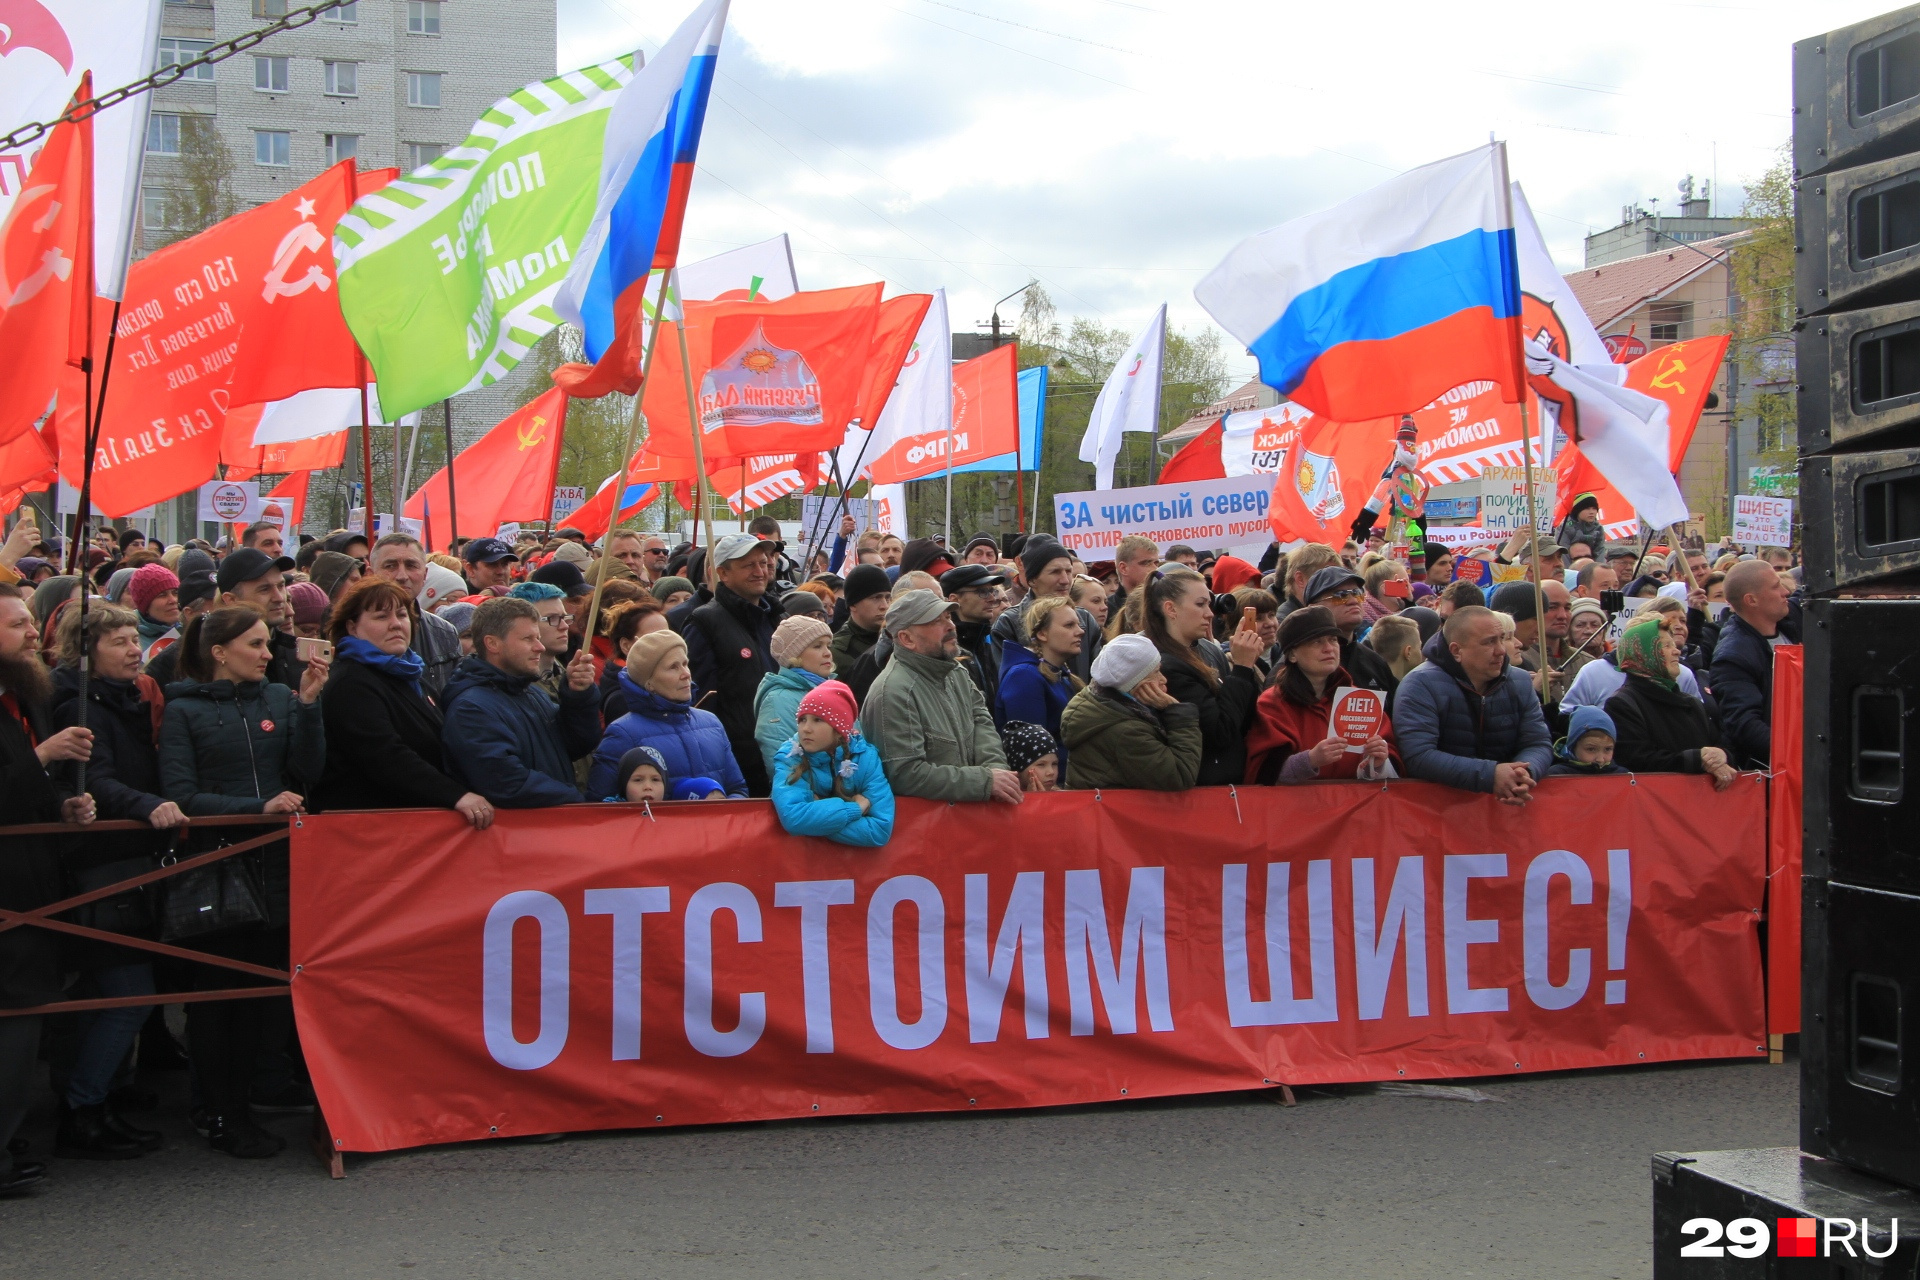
[1777,1217,1818,1258]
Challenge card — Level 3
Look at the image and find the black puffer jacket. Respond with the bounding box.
[1156,637,1260,787]
[682,585,779,796]
[1604,673,1725,775]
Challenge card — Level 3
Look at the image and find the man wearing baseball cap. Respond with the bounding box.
[158,545,302,689]
[682,532,781,795]
[940,561,1010,722]
[460,537,519,597]
[858,589,1021,805]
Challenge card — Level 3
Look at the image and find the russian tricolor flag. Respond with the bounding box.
[1195,144,1525,421]
[555,0,728,382]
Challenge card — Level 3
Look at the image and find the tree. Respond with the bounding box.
[151,117,235,250]
[1728,144,1796,500]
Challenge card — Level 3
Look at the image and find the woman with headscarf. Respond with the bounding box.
[1603,612,1736,788]
[1245,607,1397,785]
[31,574,82,662]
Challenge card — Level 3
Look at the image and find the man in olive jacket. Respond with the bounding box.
[858,590,1022,805]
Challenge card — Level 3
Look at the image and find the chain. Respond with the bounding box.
[0,2,346,155]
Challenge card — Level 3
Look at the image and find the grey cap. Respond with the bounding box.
[884,588,954,634]
[711,532,763,567]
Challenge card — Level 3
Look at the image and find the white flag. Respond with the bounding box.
[1078,303,1166,490]
[0,0,162,298]
[843,288,950,479]
[668,233,797,317]
[250,385,413,446]
[1527,340,1687,530]
[869,483,907,536]
[1511,184,1612,370]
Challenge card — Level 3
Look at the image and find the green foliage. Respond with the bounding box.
[1729,143,1798,493]
[150,117,235,250]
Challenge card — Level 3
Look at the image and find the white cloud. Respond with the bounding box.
[559,0,1839,386]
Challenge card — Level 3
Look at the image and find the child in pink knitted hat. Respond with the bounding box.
[770,680,893,847]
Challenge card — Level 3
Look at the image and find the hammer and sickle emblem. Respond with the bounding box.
[261,221,332,303]
[516,415,547,451]
[1650,354,1688,395]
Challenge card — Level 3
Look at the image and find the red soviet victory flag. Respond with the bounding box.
[866,342,1021,484]
[644,284,885,459]
[0,79,91,447]
[404,386,569,548]
[222,161,396,410]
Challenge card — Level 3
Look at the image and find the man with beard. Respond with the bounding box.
[0,591,96,1197]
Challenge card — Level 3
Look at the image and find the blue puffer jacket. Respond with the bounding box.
[589,668,749,800]
[996,642,1075,771]
[440,656,601,808]
[1709,606,1800,768]
[1393,629,1554,792]
[752,665,828,780]
[770,732,893,847]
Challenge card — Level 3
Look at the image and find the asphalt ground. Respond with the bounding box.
[2,1049,1797,1279]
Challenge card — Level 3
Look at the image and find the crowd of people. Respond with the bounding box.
[0,502,1802,1192]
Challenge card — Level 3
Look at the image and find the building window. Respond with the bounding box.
[404,141,445,170]
[324,61,358,96]
[406,71,442,108]
[251,0,287,16]
[158,38,214,81]
[326,134,360,165]
[254,56,290,93]
[407,1,441,34]
[254,130,291,167]
[1648,301,1692,344]
[323,1,357,20]
[146,113,181,155]
[142,188,177,230]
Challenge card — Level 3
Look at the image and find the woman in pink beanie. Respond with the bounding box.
[126,563,182,663]
[770,679,893,847]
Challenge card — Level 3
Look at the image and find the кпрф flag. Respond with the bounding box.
[1196,144,1525,421]
[554,0,728,395]
[1077,303,1164,490]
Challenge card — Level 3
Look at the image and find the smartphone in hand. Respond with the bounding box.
[296,637,334,663]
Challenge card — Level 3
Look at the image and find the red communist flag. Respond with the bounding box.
[0,79,91,447]
[0,423,58,514]
[266,470,311,530]
[1551,335,1729,531]
[866,343,1020,484]
[222,163,396,409]
[643,284,884,459]
[403,387,569,548]
[1157,418,1227,483]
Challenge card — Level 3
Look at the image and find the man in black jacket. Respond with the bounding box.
[683,533,781,795]
[942,562,1010,723]
[0,592,95,1196]
[1302,566,1399,697]
[1710,560,1799,768]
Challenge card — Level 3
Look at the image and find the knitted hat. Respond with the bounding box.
[796,679,859,739]
[1489,580,1537,622]
[1275,605,1340,655]
[1556,705,1617,762]
[844,563,891,607]
[287,580,329,629]
[104,566,137,604]
[771,614,832,666]
[625,629,686,689]
[177,548,217,583]
[438,601,478,635]
[508,580,565,604]
[671,777,726,800]
[127,563,179,616]
[1569,597,1607,626]
[420,563,467,610]
[613,745,669,797]
[1090,632,1160,693]
[650,575,695,603]
[1001,720,1058,773]
[781,590,827,619]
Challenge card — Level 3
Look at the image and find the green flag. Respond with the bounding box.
[332,57,634,418]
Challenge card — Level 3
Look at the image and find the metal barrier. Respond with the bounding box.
[0,814,295,1017]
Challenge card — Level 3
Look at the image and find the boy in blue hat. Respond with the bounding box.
[1549,706,1626,776]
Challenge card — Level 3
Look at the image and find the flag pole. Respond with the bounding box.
[358,363,374,543]
[1491,139,1550,697]
[582,268,678,649]
[1148,306,1167,484]
[440,399,458,553]
[670,268,718,555]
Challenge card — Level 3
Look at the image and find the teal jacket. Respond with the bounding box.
[770,733,894,847]
[752,665,828,780]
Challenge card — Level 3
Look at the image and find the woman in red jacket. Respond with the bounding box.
[1245,606,1397,785]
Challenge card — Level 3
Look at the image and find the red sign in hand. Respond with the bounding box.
[1328,686,1386,752]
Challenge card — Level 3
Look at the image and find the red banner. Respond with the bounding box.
[291,777,1766,1153]
[1768,645,1803,1038]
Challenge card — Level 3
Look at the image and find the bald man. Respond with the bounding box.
[1710,560,1799,768]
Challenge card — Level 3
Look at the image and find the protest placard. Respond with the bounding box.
[1054,475,1273,560]
[197,480,262,525]
[1731,495,1793,547]
[1328,686,1387,752]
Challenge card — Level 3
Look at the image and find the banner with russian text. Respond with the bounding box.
[291,777,1766,1153]
[1053,474,1274,560]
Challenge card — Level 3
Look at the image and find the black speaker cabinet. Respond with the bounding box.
[1796,300,1920,454]
[1796,4,1920,181]
[1798,152,1920,317]
[1802,879,1920,1191]
[1798,450,1920,591]
[1803,599,1920,887]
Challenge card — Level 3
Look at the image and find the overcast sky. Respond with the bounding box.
[557,0,1857,386]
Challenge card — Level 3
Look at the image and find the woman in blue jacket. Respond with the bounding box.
[998,595,1083,774]
[771,681,892,847]
[589,630,747,800]
[753,615,834,779]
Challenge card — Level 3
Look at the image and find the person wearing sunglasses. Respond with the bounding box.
[1301,565,1399,699]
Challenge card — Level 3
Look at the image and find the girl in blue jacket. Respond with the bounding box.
[770,680,893,847]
